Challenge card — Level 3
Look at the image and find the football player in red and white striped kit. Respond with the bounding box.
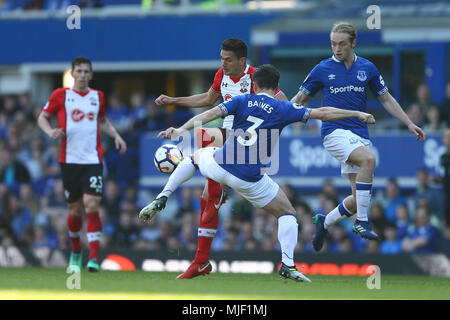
[37,57,127,272]
[155,38,288,279]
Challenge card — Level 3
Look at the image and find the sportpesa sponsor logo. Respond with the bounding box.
[330,85,365,94]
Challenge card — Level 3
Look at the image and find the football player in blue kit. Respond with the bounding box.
[291,22,426,250]
[139,64,376,282]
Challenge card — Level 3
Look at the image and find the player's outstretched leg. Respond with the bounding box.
[67,204,83,273]
[177,129,225,279]
[312,214,327,252]
[86,211,102,272]
[348,149,379,241]
[177,194,218,279]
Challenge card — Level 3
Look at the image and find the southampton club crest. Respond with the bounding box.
[240,80,249,93]
[357,70,367,82]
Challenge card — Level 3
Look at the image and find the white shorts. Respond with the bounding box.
[323,129,374,177]
[198,147,279,208]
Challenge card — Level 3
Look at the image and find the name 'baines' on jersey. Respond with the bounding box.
[214,93,311,182]
[211,64,283,130]
[299,54,388,140]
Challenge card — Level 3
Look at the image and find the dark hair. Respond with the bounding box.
[72,56,92,71]
[253,64,280,91]
[221,38,248,59]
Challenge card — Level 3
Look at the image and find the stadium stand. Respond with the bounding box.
[0,0,449,261]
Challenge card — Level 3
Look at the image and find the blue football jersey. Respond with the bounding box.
[215,93,311,182]
[299,54,388,140]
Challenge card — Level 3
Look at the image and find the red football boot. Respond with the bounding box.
[176,261,212,279]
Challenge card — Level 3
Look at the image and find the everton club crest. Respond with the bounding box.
[357,70,367,82]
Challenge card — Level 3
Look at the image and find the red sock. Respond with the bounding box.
[194,183,221,264]
[86,211,102,260]
[67,214,82,252]
[194,205,219,263]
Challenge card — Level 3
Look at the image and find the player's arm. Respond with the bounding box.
[158,106,224,140]
[99,117,127,154]
[310,107,375,123]
[290,90,311,105]
[378,92,426,141]
[37,112,65,139]
[155,88,222,108]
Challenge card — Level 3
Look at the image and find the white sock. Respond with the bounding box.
[277,214,298,266]
[157,157,197,199]
[355,182,372,222]
[324,201,353,229]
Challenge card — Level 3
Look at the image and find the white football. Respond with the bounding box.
[154,144,184,174]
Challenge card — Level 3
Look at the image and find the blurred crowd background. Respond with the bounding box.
[0,80,449,255]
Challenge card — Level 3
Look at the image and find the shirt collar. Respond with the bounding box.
[332,53,357,63]
[257,92,274,98]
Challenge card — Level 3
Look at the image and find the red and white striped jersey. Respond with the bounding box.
[211,64,282,129]
[43,87,106,164]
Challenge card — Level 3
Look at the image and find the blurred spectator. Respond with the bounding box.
[19,183,40,216]
[439,128,450,232]
[404,103,425,128]
[240,221,258,251]
[439,82,450,127]
[0,147,31,187]
[31,225,58,249]
[46,179,66,209]
[368,202,388,240]
[395,204,411,239]
[10,193,33,245]
[414,168,444,219]
[230,193,253,223]
[299,221,315,252]
[113,202,140,249]
[178,216,197,251]
[106,92,132,134]
[380,223,403,254]
[382,178,407,223]
[23,145,46,182]
[134,214,161,250]
[320,179,339,203]
[44,0,74,11]
[402,205,440,253]
[0,0,13,12]
[169,106,194,128]
[102,180,121,224]
[129,91,147,123]
[222,226,243,251]
[43,143,61,179]
[78,0,103,8]
[423,105,446,133]
[134,99,168,132]
[24,0,44,10]
[327,225,353,253]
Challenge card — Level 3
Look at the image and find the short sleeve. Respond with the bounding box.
[98,90,107,117]
[368,64,389,96]
[218,96,239,117]
[211,68,223,93]
[299,64,323,96]
[42,88,65,116]
[282,102,312,125]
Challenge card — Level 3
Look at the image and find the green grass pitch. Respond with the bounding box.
[0,267,449,300]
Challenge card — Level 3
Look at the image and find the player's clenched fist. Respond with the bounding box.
[155,95,176,106]
[357,112,375,124]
